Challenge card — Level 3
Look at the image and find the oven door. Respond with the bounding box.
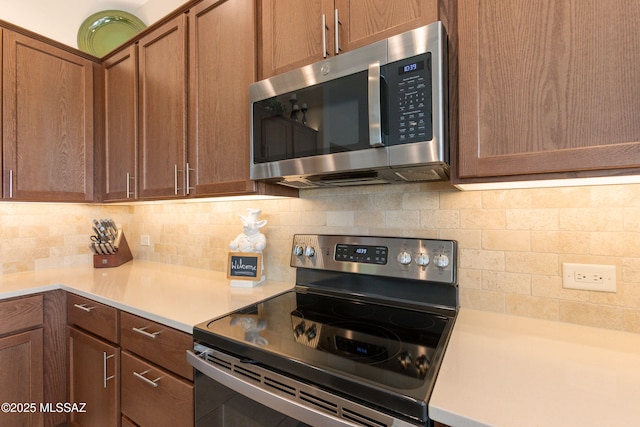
[193,368,309,427]
[187,346,418,427]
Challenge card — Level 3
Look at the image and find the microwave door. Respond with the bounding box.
[252,69,383,163]
[321,70,372,155]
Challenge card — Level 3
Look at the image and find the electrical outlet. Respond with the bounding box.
[562,263,616,292]
[140,235,151,246]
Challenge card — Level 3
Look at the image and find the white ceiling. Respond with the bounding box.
[0,0,185,49]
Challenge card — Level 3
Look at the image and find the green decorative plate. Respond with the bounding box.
[77,10,146,57]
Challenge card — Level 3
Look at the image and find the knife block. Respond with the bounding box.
[93,233,133,268]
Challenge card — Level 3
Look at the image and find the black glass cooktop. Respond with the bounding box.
[194,288,453,422]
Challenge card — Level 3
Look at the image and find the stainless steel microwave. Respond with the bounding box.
[250,21,448,189]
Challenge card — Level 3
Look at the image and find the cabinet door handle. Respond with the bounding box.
[174,164,183,195]
[132,326,161,339]
[185,162,195,195]
[322,14,328,58]
[103,352,115,388]
[73,303,95,312]
[126,172,135,199]
[8,169,14,198]
[334,9,342,55]
[133,369,161,387]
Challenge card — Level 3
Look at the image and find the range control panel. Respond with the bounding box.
[334,244,388,264]
[290,234,456,285]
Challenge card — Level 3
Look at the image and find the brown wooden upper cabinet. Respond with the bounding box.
[187,0,258,196]
[103,45,138,202]
[137,15,187,200]
[2,30,95,202]
[100,0,296,201]
[455,0,640,183]
[258,0,439,79]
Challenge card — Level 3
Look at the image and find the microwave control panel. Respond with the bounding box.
[385,52,433,145]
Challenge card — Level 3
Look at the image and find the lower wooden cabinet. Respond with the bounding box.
[0,294,44,427]
[120,311,193,381]
[120,311,194,426]
[0,328,44,427]
[67,327,120,427]
[65,293,194,426]
[121,351,193,427]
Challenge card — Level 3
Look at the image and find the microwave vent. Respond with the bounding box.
[315,170,389,187]
[278,179,320,189]
[392,166,449,182]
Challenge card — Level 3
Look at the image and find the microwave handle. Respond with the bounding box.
[368,62,384,147]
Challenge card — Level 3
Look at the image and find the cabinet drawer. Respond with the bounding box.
[121,311,193,380]
[67,294,119,343]
[121,351,194,427]
[0,294,43,336]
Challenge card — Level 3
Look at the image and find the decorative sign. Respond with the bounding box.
[227,252,262,281]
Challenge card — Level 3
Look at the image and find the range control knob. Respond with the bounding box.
[294,321,306,337]
[398,353,412,369]
[416,355,430,375]
[415,252,430,267]
[292,245,304,256]
[305,324,317,341]
[433,254,450,268]
[304,246,316,257]
[397,251,412,266]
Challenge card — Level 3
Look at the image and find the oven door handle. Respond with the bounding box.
[187,350,362,427]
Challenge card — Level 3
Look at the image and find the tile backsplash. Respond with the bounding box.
[1,182,640,334]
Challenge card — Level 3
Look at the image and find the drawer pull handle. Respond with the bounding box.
[132,326,161,339]
[103,352,115,389]
[133,369,161,388]
[74,303,95,312]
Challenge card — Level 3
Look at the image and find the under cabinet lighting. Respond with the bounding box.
[454,175,640,191]
[100,194,292,206]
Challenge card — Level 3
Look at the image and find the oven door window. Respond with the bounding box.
[195,370,310,427]
[253,70,372,163]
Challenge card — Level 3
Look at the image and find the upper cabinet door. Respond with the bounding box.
[137,15,187,200]
[2,30,95,202]
[259,0,438,79]
[333,0,438,53]
[103,45,138,202]
[456,0,640,182]
[259,0,333,79]
[188,0,257,196]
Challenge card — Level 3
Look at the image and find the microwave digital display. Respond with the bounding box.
[399,60,424,75]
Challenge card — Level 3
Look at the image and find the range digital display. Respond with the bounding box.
[335,244,388,264]
[335,336,388,362]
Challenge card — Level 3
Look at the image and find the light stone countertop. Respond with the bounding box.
[6,263,638,425]
[0,260,293,333]
[429,308,640,427]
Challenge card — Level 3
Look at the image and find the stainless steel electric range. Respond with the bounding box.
[188,234,458,427]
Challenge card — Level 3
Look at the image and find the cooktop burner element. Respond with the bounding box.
[192,234,458,426]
